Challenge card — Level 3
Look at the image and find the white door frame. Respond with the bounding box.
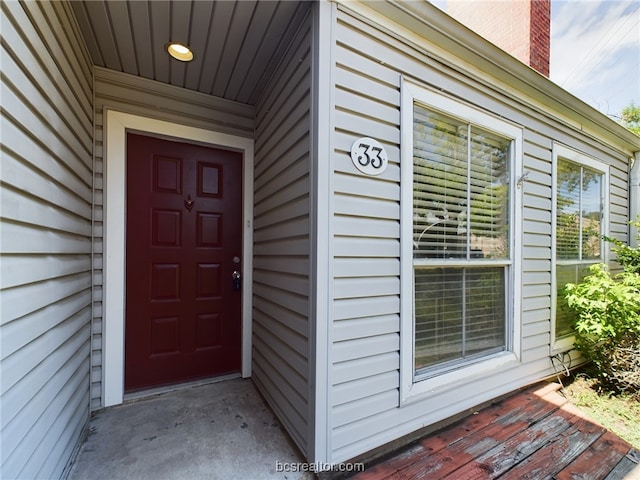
[103,110,254,407]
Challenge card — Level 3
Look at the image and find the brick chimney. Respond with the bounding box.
[446,0,551,77]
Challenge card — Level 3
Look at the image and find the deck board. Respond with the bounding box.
[605,450,640,480]
[349,382,639,480]
[356,384,565,480]
[496,416,605,479]
[554,431,632,480]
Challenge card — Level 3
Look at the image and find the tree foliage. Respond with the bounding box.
[604,223,640,274]
[565,221,640,397]
[620,102,640,136]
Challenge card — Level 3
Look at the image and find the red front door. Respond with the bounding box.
[125,133,242,392]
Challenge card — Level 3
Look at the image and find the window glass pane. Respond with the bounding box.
[413,107,468,259]
[555,158,603,341]
[581,167,602,260]
[412,103,512,375]
[465,268,506,356]
[556,160,582,260]
[413,105,510,260]
[556,263,593,338]
[415,267,506,372]
[415,268,463,368]
[469,126,510,259]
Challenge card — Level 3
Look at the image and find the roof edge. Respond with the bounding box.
[341,0,640,153]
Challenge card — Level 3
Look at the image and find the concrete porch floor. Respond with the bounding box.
[67,378,314,480]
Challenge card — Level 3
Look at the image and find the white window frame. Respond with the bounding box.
[400,78,523,404]
[551,144,609,353]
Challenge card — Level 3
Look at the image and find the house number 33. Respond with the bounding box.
[350,137,388,176]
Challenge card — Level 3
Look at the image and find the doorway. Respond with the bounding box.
[103,111,254,406]
[125,133,242,391]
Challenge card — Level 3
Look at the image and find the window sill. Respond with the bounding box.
[400,351,520,405]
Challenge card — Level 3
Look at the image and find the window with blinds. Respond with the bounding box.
[412,103,512,376]
[555,158,604,340]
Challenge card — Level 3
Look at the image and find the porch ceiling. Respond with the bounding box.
[70,0,308,105]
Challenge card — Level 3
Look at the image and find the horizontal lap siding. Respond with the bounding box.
[252,9,313,457]
[91,69,254,410]
[0,1,93,479]
[332,10,403,462]
[610,162,630,240]
[329,7,630,463]
[522,131,553,356]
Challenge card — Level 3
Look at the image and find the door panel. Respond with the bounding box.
[125,133,242,392]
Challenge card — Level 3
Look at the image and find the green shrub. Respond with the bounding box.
[604,220,640,274]
[565,263,640,397]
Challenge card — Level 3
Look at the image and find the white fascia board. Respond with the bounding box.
[334,0,640,155]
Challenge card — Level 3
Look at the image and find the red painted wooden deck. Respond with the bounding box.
[350,382,640,480]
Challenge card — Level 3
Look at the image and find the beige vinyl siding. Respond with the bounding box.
[252,7,313,457]
[0,1,93,478]
[610,161,632,242]
[331,9,403,459]
[91,68,255,410]
[521,131,554,359]
[331,18,403,441]
[328,5,630,463]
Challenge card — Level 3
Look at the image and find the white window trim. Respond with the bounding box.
[400,78,523,404]
[551,143,610,353]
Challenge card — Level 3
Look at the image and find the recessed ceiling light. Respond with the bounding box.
[166,42,194,62]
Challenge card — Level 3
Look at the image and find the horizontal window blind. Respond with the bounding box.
[412,103,511,375]
[555,158,603,340]
[415,267,505,371]
[413,106,510,260]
